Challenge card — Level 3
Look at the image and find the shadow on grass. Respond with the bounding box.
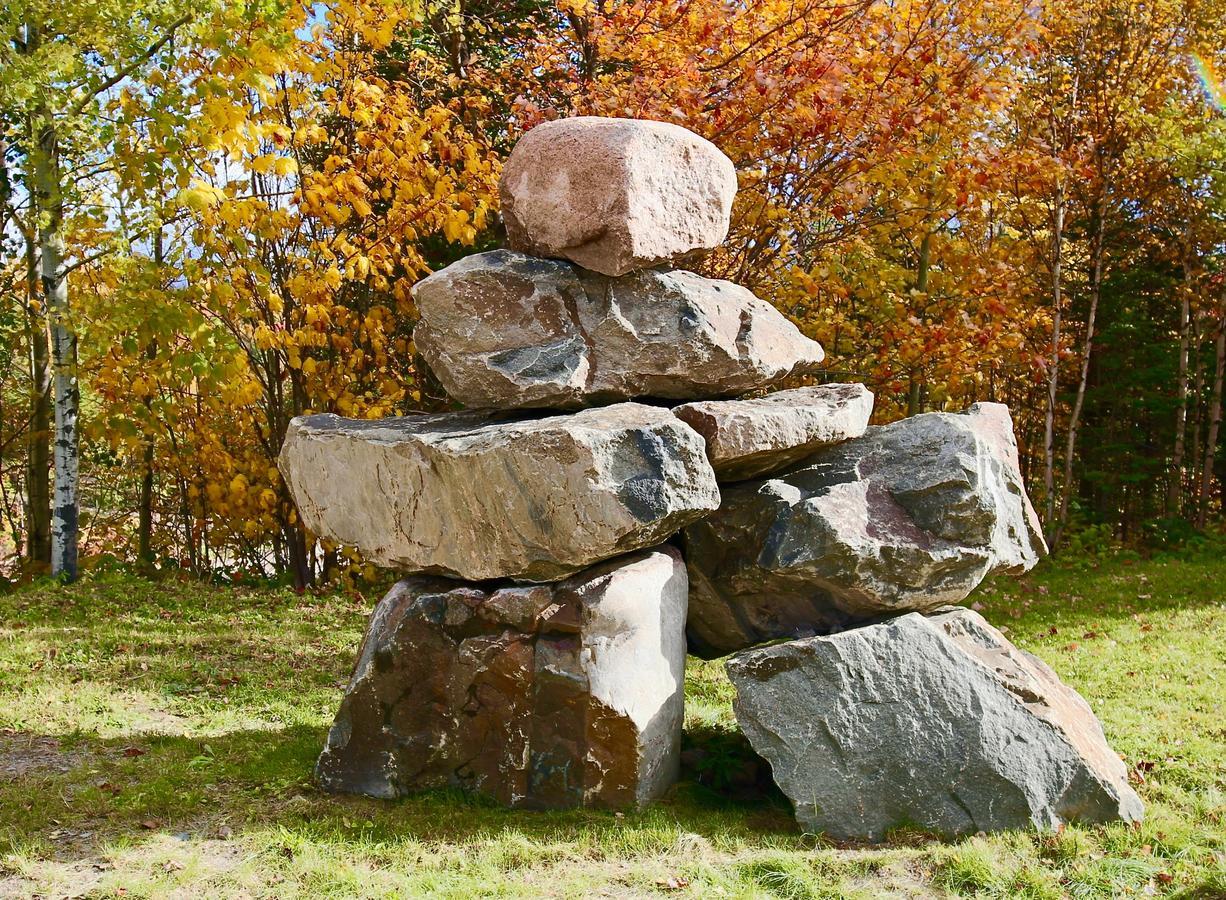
[0,720,801,869]
[3,574,804,874]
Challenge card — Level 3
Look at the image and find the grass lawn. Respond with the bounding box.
[0,544,1223,898]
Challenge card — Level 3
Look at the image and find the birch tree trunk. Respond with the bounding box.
[33,111,79,581]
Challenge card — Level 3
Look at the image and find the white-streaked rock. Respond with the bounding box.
[683,403,1047,657]
[726,608,1144,840]
[413,250,824,409]
[500,117,737,276]
[673,383,874,481]
[279,403,720,581]
[317,548,688,808]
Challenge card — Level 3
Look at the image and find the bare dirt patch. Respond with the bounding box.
[0,730,91,783]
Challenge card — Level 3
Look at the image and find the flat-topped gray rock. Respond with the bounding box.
[413,250,824,409]
[500,117,737,276]
[279,403,720,581]
[727,608,1144,840]
[673,383,874,481]
[317,548,688,808]
[683,403,1046,657]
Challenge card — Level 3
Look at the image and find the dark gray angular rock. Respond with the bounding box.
[683,403,1046,657]
[726,608,1144,840]
[279,402,719,581]
[673,383,874,481]
[316,548,688,808]
[412,250,824,410]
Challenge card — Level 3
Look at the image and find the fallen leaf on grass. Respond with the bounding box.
[658,875,690,890]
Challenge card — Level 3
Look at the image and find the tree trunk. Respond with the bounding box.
[1054,196,1106,535]
[1189,312,1205,514]
[1197,314,1225,530]
[286,518,311,592]
[1044,182,1065,532]
[1053,191,1107,549]
[24,215,52,568]
[906,231,933,417]
[1169,266,1190,515]
[33,111,79,581]
[137,228,163,567]
[137,427,155,565]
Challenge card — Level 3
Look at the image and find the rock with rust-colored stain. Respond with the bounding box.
[412,250,824,410]
[726,608,1143,840]
[500,117,737,276]
[683,403,1047,657]
[315,547,688,808]
[277,403,719,581]
[673,383,874,482]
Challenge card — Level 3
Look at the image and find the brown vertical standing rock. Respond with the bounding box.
[316,548,689,808]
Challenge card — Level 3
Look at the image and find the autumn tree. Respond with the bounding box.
[83,0,499,586]
[0,0,223,578]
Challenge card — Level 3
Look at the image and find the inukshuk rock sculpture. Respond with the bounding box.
[281,115,1142,834]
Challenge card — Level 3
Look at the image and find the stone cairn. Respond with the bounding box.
[279,117,1144,837]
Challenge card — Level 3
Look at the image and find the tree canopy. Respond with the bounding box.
[2,0,1225,584]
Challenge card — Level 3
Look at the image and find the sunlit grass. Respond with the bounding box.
[0,542,1223,897]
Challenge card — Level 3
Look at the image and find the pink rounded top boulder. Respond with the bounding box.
[499,117,737,276]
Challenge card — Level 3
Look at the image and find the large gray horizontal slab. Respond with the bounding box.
[683,403,1047,657]
[500,116,736,276]
[279,403,720,581]
[317,547,687,808]
[673,383,874,481]
[726,608,1144,840]
[413,250,824,410]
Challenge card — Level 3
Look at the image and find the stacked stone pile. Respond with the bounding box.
[279,116,1143,836]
